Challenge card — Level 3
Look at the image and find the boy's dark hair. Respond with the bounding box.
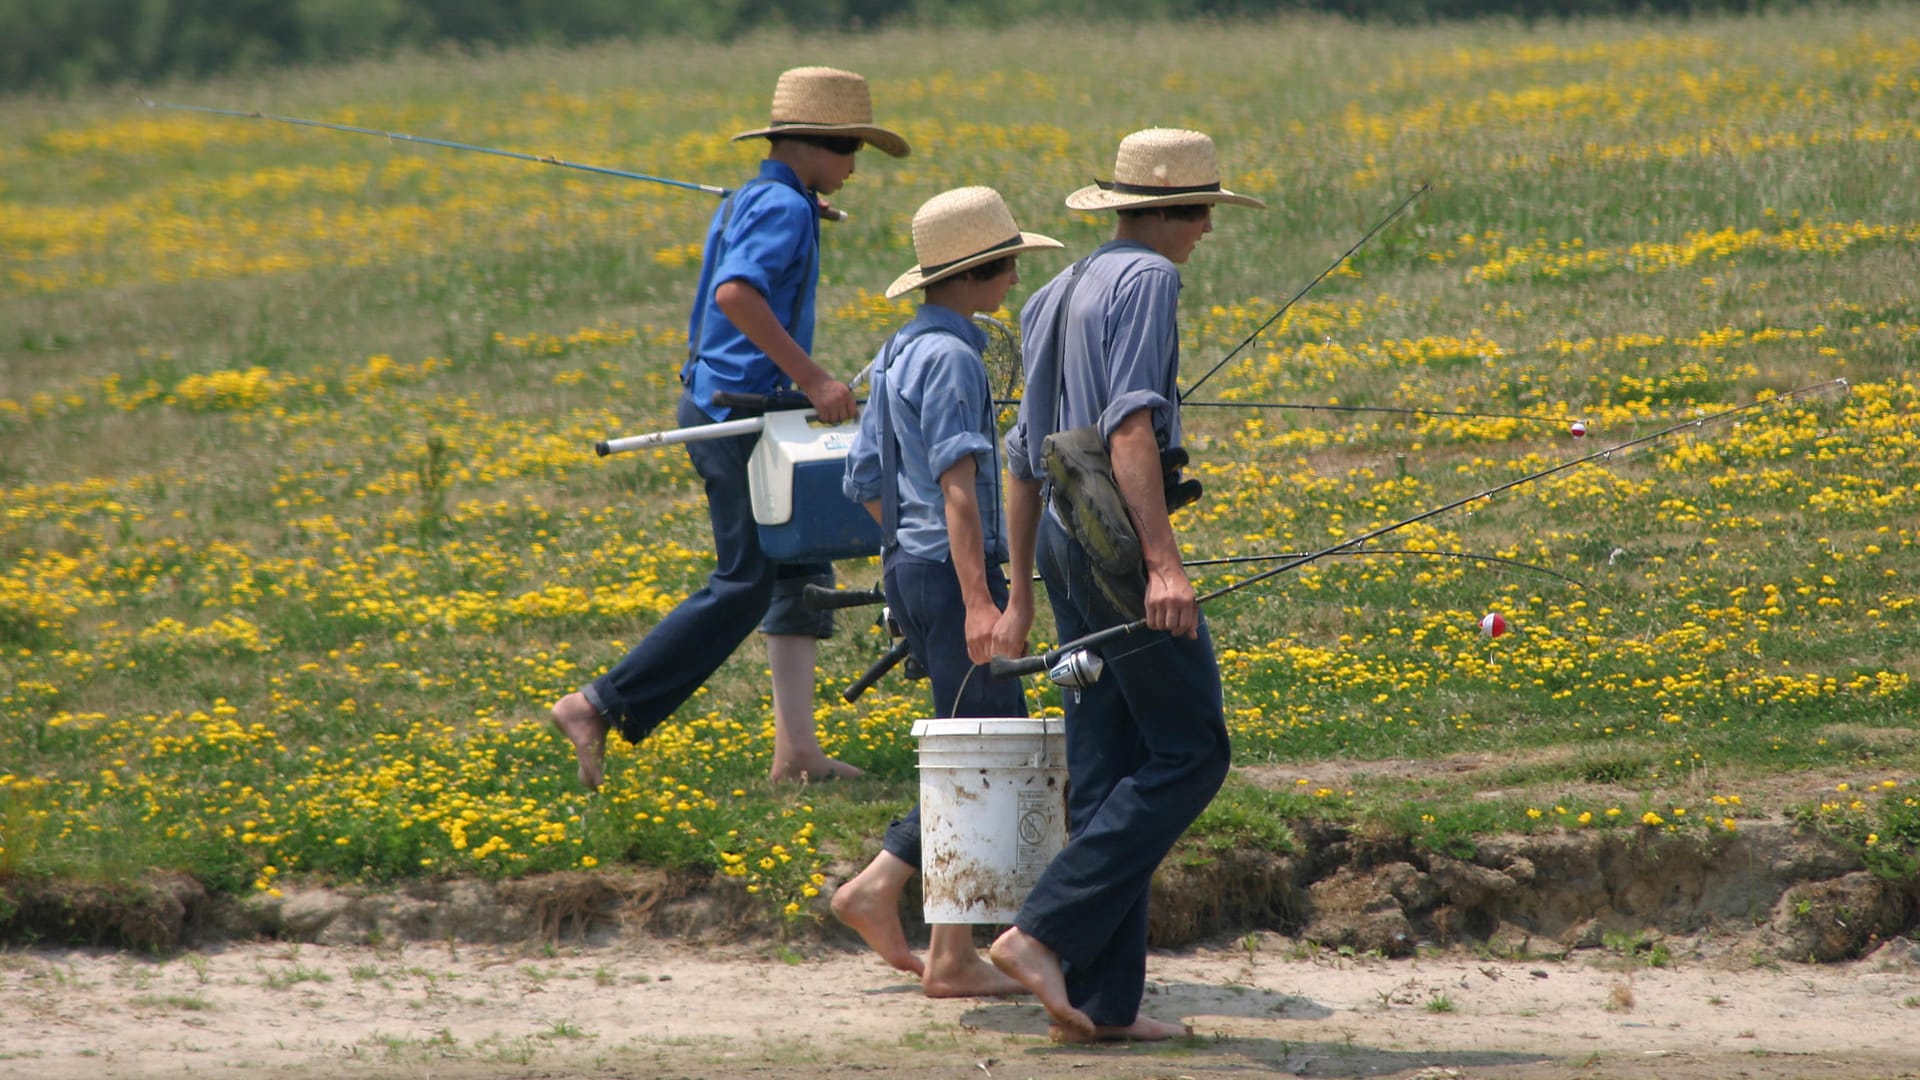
[959,255,1016,282]
[1117,203,1213,222]
[768,132,864,156]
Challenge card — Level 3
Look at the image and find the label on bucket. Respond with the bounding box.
[1016,788,1052,878]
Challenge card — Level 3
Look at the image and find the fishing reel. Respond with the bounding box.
[1046,648,1105,689]
[1161,446,1202,514]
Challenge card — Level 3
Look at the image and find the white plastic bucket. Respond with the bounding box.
[911,717,1068,924]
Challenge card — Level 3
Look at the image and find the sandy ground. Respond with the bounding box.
[5,931,1919,1080]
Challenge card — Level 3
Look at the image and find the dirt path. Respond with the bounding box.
[5,931,1919,1080]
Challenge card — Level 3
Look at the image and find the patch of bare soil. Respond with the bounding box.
[7,751,1919,1079]
[5,930,1920,1080]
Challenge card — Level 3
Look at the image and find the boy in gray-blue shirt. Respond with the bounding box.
[834,187,1061,997]
[992,129,1265,1041]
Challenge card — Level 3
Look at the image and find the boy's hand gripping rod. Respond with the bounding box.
[989,379,1850,687]
[138,101,849,221]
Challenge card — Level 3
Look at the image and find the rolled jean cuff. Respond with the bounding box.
[580,681,610,722]
[760,568,835,638]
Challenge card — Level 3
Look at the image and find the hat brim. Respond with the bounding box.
[732,124,911,158]
[1064,185,1266,212]
[884,232,1064,299]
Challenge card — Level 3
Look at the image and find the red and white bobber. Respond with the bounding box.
[1479,612,1508,638]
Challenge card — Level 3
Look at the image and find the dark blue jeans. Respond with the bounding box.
[1011,512,1229,1028]
[879,550,1026,869]
[585,390,831,744]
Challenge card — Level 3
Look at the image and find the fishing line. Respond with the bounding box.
[991,378,1850,684]
[139,99,849,220]
[1179,182,1432,403]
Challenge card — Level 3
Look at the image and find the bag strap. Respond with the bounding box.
[874,323,965,550]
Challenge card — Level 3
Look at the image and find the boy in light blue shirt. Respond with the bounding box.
[834,187,1062,997]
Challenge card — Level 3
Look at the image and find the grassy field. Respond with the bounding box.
[3,8,1918,926]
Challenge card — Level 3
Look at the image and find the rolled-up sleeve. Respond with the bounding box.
[1004,419,1034,481]
[1095,266,1180,442]
[713,192,811,301]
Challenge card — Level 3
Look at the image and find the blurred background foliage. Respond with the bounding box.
[0,0,1891,94]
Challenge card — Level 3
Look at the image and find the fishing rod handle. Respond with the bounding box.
[594,415,765,456]
[710,390,815,416]
[842,638,912,703]
[802,584,885,610]
[989,654,1049,680]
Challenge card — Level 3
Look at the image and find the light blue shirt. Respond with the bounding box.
[843,305,1007,564]
[1005,240,1183,484]
[683,159,820,420]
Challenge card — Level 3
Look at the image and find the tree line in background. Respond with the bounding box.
[0,0,1860,94]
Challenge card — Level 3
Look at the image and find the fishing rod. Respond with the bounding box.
[818,546,1595,701]
[987,392,1591,433]
[809,546,1595,608]
[1176,400,1589,435]
[1180,181,1432,403]
[137,100,847,220]
[990,378,1850,687]
[977,190,1592,434]
[1180,547,1597,593]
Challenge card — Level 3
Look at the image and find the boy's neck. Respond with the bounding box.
[924,281,987,318]
[767,142,820,190]
[1114,217,1180,260]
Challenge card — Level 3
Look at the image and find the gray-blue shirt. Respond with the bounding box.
[843,304,1007,563]
[1005,240,1183,485]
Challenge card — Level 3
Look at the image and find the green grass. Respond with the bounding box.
[2,8,1919,922]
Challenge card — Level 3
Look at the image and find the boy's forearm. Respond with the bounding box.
[1003,473,1042,604]
[1108,412,1180,571]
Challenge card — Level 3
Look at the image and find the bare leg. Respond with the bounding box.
[550,691,610,790]
[831,851,923,976]
[988,926,1094,1037]
[1051,1015,1191,1044]
[765,633,862,781]
[923,925,1025,999]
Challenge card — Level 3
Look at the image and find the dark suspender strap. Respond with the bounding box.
[874,324,963,550]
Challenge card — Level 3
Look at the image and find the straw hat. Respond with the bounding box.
[1065,128,1265,212]
[731,66,911,159]
[885,187,1063,298]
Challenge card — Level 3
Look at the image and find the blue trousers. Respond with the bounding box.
[1011,512,1229,1028]
[879,550,1026,869]
[585,391,831,744]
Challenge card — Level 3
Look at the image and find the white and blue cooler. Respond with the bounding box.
[746,409,883,562]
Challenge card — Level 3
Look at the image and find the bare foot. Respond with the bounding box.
[550,692,610,790]
[831,861,924,977]
[988,927,1094,1037]
[923,954,1026,999]
[1051,1014,1191,1044]
[768,755,864,783]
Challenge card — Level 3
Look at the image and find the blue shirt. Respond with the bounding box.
[843,305,1007,564]
[683,159,821,420]
[1005,240,1183,485]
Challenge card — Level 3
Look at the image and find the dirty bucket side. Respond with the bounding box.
[912,718,1068,925]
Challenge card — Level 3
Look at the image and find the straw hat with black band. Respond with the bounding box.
[1065,128,1265,212]
[732,66,911,159]
[885,187,1062,299]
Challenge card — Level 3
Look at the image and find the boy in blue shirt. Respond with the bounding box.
[552,67,909,788]
[834,187,1062,996]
